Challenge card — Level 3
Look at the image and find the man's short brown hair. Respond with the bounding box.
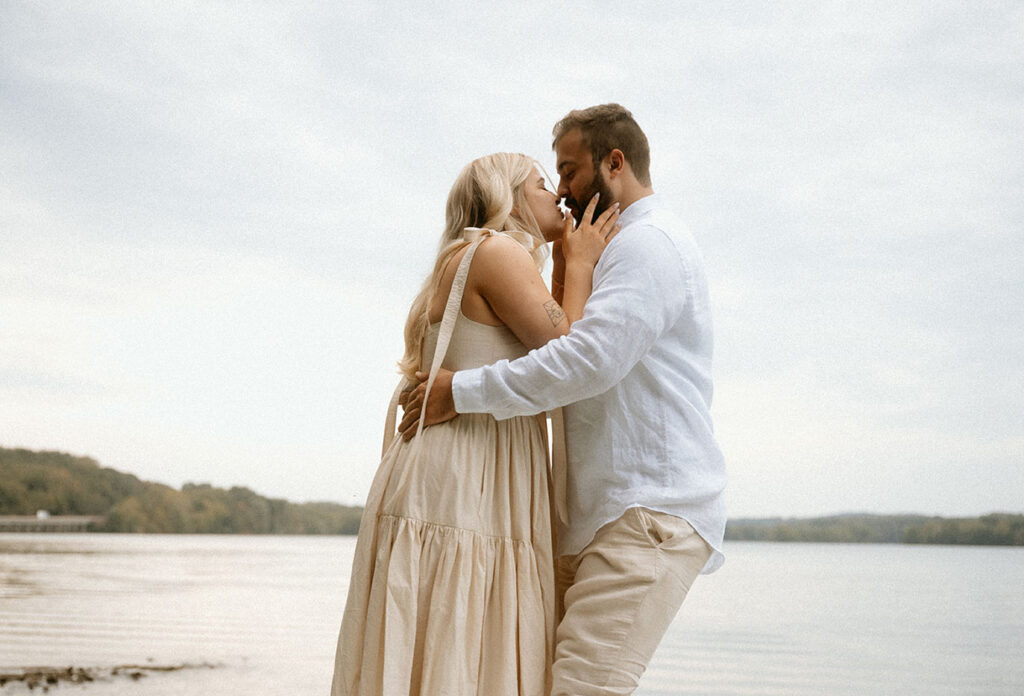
[552,103,651,186]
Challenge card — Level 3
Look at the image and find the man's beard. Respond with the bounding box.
[568,169,615,225]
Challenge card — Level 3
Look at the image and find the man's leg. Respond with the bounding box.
[551,507,711,696]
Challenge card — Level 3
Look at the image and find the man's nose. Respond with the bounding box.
[557,178,570,198]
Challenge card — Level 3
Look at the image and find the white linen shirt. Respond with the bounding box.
[452,193,727,572]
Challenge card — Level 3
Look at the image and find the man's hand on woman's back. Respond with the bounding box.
[398,369,458,440]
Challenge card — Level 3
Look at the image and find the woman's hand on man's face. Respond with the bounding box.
[562,193,620,269]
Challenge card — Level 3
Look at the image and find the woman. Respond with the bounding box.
[331,152,619,696]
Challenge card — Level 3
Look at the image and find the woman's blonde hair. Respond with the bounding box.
[398,153,549,380]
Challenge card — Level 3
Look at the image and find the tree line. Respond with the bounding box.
[0,447,362,534]
[725,512,1024,545]
[2,447,1021,544]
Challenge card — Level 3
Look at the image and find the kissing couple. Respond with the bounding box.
[332,103,727,696]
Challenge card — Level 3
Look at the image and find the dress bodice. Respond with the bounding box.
[421,312,528,371]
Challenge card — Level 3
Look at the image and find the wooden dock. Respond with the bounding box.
[0,515,104,532]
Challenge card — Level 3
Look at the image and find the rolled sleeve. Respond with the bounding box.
[451,362,490,414]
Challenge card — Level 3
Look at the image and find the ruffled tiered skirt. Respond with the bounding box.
[332,412,554,696]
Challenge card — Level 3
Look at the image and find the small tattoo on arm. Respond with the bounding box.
[543,300,565,327]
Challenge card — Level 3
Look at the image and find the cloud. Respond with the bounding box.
[1,2,1021,515]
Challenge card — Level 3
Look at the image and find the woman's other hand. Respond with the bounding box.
[562,194,620,269]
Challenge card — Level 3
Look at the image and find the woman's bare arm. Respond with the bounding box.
[470,235,570,350]
[472,198,619,349]
[398,202,619,438]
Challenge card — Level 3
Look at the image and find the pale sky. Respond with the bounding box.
[2,1,1022,518]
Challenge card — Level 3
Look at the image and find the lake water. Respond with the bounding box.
[1,534,1021,695]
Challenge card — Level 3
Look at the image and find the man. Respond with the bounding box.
[401,104,727,695]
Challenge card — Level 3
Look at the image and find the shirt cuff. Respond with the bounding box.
[451,367,488,414]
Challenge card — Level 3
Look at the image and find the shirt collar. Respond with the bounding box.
[617,192,661,228]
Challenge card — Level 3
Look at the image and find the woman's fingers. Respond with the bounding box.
[598,206,619,238]
[576,206,619,246]
[593,203,620,231]
[581,193,600,225]
[563,195,620,269]
[573,198,618,236]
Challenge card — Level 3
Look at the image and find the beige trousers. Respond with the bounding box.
[552,507,712,696]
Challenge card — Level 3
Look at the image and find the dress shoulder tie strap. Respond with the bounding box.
[381,234,488,454]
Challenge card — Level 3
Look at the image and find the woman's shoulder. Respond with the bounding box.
[469,232,539,280]
[474,231,534,260]
[438,232,535,288]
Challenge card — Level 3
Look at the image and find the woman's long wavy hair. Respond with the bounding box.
[398,153,550,380]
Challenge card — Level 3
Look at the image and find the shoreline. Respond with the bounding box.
[0,663,220,690]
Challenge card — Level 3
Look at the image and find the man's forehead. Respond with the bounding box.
[555,129,585,172]
[556,153,577,173]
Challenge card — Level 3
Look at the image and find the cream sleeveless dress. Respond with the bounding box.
[332,232,555,696]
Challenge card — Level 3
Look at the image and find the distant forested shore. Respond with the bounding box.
[0,447,362,534]
[1,447,1021,544]
[725,513,1024,546]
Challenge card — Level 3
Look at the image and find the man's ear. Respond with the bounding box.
[606,148,625,179]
